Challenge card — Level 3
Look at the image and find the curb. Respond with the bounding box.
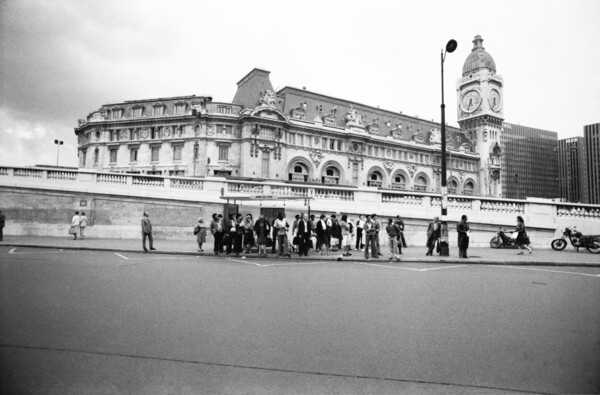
[3,243,600,268]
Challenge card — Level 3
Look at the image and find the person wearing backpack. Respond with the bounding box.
[194,218,207,252]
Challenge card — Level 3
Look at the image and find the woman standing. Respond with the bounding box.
[274,212,291,258]
[316,214,330,255]
[457,214,470,259]
[514,215,533,254]
[234,214,245,257]
[243,214,255,254]
[194,218,207,252]
[340,214,351,257]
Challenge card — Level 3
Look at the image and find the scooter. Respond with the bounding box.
[551,227,600,254]
[490,228,517,249]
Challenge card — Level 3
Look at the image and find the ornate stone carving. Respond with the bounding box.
[309,150,324,166]
[384,161,394,174]
[259,90,277,107]
[141,128,149,139]
[348,155,364,170]
[459,171,465,182]
[233,128,241,138]
[163,127,172,138]
[429,128,441,144]
[120,129,129,140]
[433,168,441,180]
[482,128,488,142]
[408,164,417,177]
[345,105,363,125]
[490,168,501,181]
[207,125,215,136]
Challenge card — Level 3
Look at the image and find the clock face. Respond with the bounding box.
[488,89,502,112]
[460,90,482,113]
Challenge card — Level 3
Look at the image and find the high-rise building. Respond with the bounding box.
[558,137,587,203]
[584,123,600,204]
[500,123,559,199]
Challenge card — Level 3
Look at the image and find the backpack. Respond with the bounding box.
[193,225,199,235]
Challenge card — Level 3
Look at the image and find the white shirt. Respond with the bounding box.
[71,215,80,227]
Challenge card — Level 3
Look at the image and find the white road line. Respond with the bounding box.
[353,261,468,272]
[490,265,600,278]
[420,265,468,272]
[226,258,331,267]
[7,248,71,255]
[9,248,16,254]
[114,253,129,260]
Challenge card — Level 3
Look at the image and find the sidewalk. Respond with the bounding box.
[2,236,600,267]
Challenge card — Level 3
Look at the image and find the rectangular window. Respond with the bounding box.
[218,145,229,161]
[133,107,142,117]
[112,110,122,119]
[261,151,269,178]
[173,146,182,161]
[337,140,342,151]
[322,138,327,149]
[153,106,163,116]
[299,135,304,146]
[82,149,87,166]
[288,133,295,145]
[151,147,160,162]
[259,127,274,140]
[130,148,138,163]
[329,139,335,150]
[174,104,185,115]
[217,106,232,114]
[110,149,117,164]
[224,125,232,134]
[93,149,99,165]
[352,163,359,185]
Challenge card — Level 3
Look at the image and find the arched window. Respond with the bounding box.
[392,174,406,190]
[322,166,340,184]
[368,170,383,187]
[448,179,458,194]
[414,175,428,191]
[464,181,474,195]
[289,162,308,182]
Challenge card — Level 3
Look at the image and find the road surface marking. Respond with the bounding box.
[353,262,467,272]
[114,253,129,260]
[226,258,331,267]
[7,247,72,255]
[491,265,600,278]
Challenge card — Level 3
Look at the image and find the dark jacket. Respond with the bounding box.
[457,220,470,249]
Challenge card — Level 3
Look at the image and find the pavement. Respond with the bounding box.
[2,235,599,266]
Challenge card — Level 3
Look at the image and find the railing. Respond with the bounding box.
[14,168,43,178]
[133,176,164,187]
[367,180,383,187]
[170,178,203,190]
[431,197,473,211]
[48,171,77,181]
[0,167,9,176]
[391,182,406,190]
[382,193,424,206]
[97,173,127,184]
[557,205,600,219]
[271,185,309,197]
[228,182,264,194]
[480,200,524,214]
[315,188,354,201]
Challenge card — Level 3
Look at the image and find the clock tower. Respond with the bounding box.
[457,35,504,197]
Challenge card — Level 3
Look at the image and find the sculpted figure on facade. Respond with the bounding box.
[384,160,394,174]
[345,105,362,125]
[309,150,324,166]
[429,128,441,144]
[259,90,277,107]
[408,164,417,177]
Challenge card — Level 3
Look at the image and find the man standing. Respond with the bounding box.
[70,211,80,240]
[364,215,378,259]
[297,213,309,257]
[395,215,406,249]
[141,212,155,252]
[426,216,441,256]
[0,210,5,241]
[79,212,88,239]
[372,213,382,256]
[210,213,224,255]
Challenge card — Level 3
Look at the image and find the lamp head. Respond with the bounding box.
[446,39,458,53]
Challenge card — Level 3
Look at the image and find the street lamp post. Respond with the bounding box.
[439,39,457,257]
[54,139,64,167]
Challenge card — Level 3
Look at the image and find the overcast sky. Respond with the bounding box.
[1,0,599,168]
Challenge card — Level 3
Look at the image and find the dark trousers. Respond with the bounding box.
[142,232,154,250]
[213,231,224,254]
[277,234,289,256]
[0,226,3,241]
[225,233,234,254]
[355,228,363,249]
[234,233,243,254]
[364,234,377,258]
[400,233,406,248]
[298,233,309,256]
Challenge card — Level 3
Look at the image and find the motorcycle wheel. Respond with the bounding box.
[490,237,502,249]
[551,239,567,251]
[587,241,600,254]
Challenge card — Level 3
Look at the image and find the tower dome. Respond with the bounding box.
[462,35,496,76]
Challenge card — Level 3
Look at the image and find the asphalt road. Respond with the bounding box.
[1,247,599,394]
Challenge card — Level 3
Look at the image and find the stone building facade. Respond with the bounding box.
[75,36,510,197]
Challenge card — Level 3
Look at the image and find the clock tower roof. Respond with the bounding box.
[462,35,496,76]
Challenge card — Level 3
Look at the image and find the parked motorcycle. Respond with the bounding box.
[490,228,517,249]
[551,227,600,254]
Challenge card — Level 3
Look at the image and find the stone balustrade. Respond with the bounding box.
[270,185,309,197]
[132,176,164,188]
[47,170,78,181]
[97,173,127,184]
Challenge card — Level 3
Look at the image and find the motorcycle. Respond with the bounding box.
[551,227,600,254]
[490,228,517,249]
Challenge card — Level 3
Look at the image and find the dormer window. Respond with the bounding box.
[174,102,186,115]
[153,103,165,116]
[132,106,143,118]
[217,105,232,114]
[112,108,122,119]
[291,108,306,120]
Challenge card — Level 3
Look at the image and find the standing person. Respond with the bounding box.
[330,214,342,252]
[274,212,291,258]
[316,214,329,255]
[291,214,300,252]
[141,212,155,252]
[70,211,80,240]
[457,214,470,258]
[270,216,277,255]
[297,213,309,257]
[347,217,355,251]
[514,215,533,254]
[194,218,207,252]
[225,214,236,255]
[308,214,316,251]
[254,214,270,257]
[79,212,88,239]
[386,218,400,261]
[355,214,365,251]
[363,215,378,259]
[243,214,255,254]
[372,214,382,256]
[395,215,406,249]
[0,210,5,241]
[426,216,441,256]
[234,214,245,257]
[340,214,351,256]
[210,213,224,256]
